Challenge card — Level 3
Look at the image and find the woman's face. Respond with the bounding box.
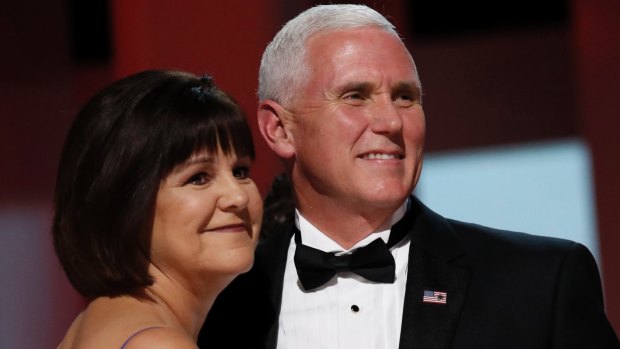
[150,148,262,286]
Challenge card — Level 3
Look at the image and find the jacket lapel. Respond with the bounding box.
[399,197,471,349]
[254,224,295,349]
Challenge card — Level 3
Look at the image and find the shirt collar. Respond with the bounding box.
[294,199,409,253]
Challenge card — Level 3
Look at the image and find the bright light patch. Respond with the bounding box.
[416,138,599,261]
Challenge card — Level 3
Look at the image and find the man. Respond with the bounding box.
[199,4,619,348]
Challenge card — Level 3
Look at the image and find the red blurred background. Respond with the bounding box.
[0,0,618,346]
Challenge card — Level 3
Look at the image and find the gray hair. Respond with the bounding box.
[258,4,403,106]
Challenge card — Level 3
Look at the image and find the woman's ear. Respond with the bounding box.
[257,100,295,159]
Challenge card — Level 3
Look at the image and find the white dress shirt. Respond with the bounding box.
[277,201,411,349]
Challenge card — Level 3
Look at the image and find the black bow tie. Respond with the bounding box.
[293,210,413,290]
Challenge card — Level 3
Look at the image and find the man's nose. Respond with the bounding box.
[370,98,403,134]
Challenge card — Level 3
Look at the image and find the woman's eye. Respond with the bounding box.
[186,172,210,185]
[233,166,250,179]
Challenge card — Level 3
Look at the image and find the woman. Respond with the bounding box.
[53,70,262,348]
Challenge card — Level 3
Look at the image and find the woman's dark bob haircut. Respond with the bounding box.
[52,69,255,298]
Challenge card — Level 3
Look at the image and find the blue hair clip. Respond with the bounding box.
[191,74,215,102]
[200,75,215,88]
[190,86,207,102]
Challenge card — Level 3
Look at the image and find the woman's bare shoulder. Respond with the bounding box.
[121,327,198,349]
[56,297,184,349]
[56,311,84,349]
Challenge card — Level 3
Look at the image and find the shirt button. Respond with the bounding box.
[351,304,360,312]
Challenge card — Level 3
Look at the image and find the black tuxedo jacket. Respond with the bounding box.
[199,197,619,348]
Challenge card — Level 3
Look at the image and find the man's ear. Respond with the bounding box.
[257,100,295,159]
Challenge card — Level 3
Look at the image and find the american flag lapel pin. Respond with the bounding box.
[423,290,447,304]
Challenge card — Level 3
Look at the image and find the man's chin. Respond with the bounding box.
[356,189,411,210]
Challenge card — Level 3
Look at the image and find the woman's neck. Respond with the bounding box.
[144,265,236,340]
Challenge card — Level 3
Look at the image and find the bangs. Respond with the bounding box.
[159,99,255,177]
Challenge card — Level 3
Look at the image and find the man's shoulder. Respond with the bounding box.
[441,217,595,275]
[448,218,579,252]
[411,196,588,263]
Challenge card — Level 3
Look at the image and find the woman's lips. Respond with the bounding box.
[205,223,248,233]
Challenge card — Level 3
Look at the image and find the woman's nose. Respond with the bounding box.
[217,177,249,212]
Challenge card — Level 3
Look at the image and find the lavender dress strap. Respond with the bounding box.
[120,327,161,349]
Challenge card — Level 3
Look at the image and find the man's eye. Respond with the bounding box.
[186,172,210,185]
[342,92,366,105]
[344,93,363,100]
[395,94,416,107]
[233,166,250,179]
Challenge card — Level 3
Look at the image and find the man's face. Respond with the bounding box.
[286,27,425,217]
